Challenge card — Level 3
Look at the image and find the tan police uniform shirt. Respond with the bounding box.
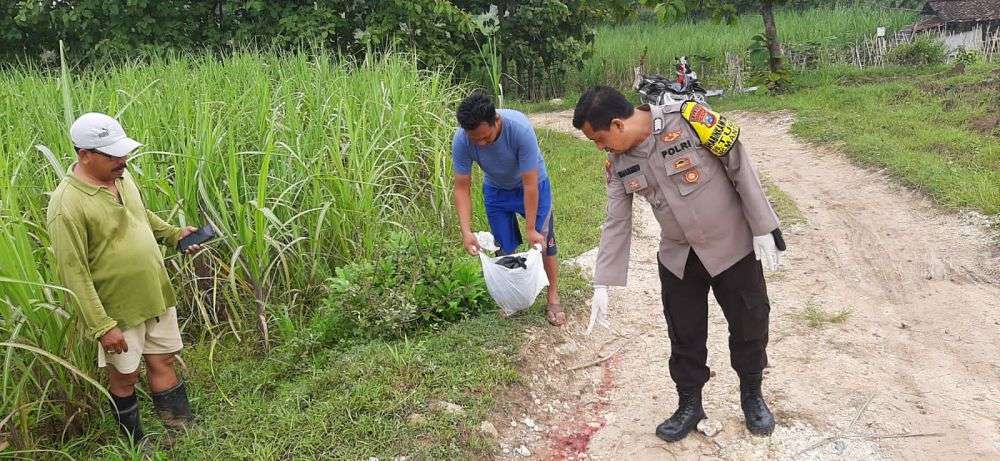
[594,102,779,285]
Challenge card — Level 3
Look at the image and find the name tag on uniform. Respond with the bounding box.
[616,164,640,178]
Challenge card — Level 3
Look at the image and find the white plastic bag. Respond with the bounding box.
[475,231,549,316]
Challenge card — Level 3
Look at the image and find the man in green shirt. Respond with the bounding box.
[47,112,202,442]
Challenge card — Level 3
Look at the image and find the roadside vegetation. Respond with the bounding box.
[571,5,917,90]
[0,46,608,457]
[715,62,1000,217]
[3,0,996,458]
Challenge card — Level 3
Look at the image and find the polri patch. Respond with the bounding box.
[662,140,693,156]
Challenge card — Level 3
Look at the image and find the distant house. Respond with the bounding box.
[911,0,1000,51]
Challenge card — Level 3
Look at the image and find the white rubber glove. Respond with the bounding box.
[587,284,610,335]
[752,233,781,272]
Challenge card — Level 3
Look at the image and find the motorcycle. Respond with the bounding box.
[633,56,720,106]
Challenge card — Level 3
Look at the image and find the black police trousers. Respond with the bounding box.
[657,250,770,390]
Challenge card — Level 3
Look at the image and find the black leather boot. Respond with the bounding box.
[152,381,195,430]
[655,387,706,442]
[109,393,144,442]
[740,374,774,435]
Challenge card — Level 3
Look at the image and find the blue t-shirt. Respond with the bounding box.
[451,109,549,190]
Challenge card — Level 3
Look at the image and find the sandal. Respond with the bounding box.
[546,304,566,326]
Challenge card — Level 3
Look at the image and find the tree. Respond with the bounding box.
[641,0,789,74]
[758,1,783,74]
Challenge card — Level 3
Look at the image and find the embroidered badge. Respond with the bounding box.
[673,157,691,170]
[662,130,681,142]
[626,179,641,191]
[689,105,709,124]
[683,169,701,183]
[653,117,664,132]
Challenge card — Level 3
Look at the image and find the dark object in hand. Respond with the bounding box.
[771,228,786,252]
[177,224,215,252]
[495,255,527,270]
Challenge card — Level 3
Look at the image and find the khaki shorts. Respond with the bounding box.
[98,307,183,374]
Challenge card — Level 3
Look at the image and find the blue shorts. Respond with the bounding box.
[483,179,557,257]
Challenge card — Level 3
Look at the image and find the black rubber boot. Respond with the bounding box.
[655,387,706,442]
[109,393,144,442]
[740,374,775,435]
[151,381,195,430]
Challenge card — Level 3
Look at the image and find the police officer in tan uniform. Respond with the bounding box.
[573,86,784,442]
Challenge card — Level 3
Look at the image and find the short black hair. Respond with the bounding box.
[456,90,497,130]
[572,85,634,131]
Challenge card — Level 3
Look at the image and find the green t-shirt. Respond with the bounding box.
[46,165,183,339]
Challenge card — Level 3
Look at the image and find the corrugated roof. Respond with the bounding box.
[923,0,1000,22]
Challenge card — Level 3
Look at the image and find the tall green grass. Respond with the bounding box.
[573,6,917,89]
[0,51,462,451]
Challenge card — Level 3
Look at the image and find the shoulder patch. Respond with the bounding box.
[653,117,664,133]
[681,102,740,156]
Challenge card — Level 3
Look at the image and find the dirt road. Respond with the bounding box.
[491,110,1000,460]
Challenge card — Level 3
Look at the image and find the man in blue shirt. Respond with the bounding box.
[452,91,564,326]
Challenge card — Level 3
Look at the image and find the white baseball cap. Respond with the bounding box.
[69,112,142,157]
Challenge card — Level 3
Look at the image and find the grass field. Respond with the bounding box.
[715,62,1000,218]
[571,6,916,91]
